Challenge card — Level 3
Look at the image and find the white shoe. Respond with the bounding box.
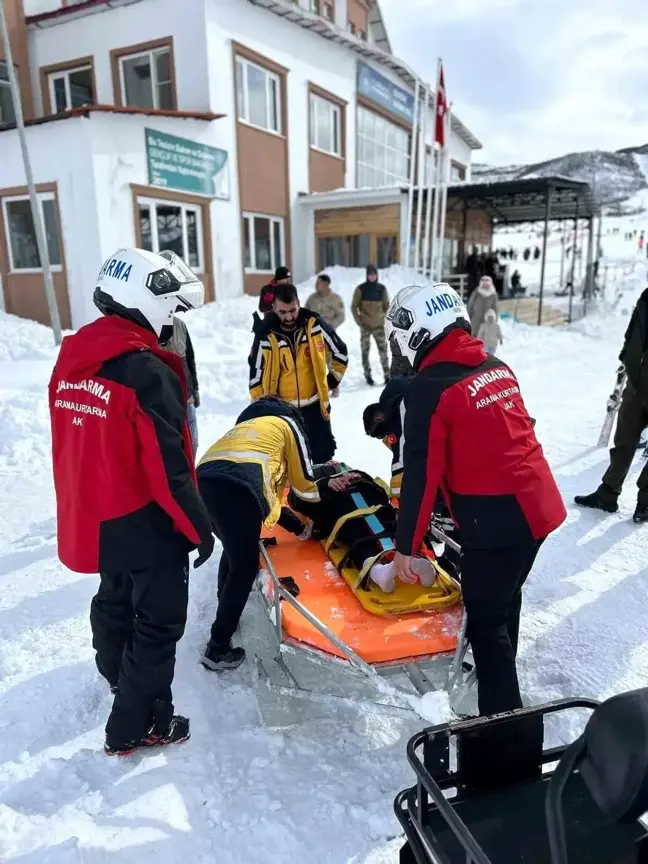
[368,561,395,593]
[411,557,437,587]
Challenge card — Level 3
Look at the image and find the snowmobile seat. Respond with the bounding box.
[395,696,648,864]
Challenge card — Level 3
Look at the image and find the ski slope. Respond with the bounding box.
[1,259,648,863]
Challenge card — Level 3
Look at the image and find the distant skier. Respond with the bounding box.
[49,248,214,756]
[575,287,648,523]
[385,282,566,718]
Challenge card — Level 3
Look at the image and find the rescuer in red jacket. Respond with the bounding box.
[385,283,566,718]
[49,247,214,756]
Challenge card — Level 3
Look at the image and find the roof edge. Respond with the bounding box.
[0,103,224,133]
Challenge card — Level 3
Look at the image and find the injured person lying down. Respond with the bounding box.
[286,462,439,594]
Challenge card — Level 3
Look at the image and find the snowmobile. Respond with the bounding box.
[245,479,473,727]
[395,687,648,864]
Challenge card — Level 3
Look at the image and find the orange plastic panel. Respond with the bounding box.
[261,523,463,665]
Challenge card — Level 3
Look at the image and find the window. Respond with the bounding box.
[357,105,410,188]
[0,61,16,128]
[243,213,285,272]
[119,46,173,110]
[377,235,398,269]
[235,57,281,134]
[357,29,366,40]
[2,194,61,271]
[323,1,334,20]
[309,93,341,157]
[318,235,370,269]
[48,65,94,113]
[310,0,320,11]
[348,21,356,34]
[451,162,467,183]
[137,198,202,271]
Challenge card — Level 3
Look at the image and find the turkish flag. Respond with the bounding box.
[435,63,448,148]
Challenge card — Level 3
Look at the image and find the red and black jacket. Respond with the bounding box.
[396,328,566,555]
[49,315,212,574]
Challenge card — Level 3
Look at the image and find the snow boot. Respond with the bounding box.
[105,714,190,756]
[365,372,375,386]
[574,489,618,514]
[201,640,246,672]
[633,503,648,524]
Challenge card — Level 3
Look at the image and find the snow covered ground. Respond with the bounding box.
[1,257,648,863]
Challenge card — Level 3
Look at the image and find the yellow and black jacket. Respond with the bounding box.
[197,414,320,530]
[248,309,348,420]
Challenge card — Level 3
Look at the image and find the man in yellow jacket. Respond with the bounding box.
[197,396,322,671]
[248,283,348,463]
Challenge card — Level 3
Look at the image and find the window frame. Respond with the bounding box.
[110,36,178,111]
[356,104,410,188]
[118,46,173,110]
[242,212,285,274]
[451,161,467,183]
[309,92,342,158]
[1,192,63,274]
[0,60,16,128]
[235,55,282,136]
[47,63,94,114]
[136,196,204,273]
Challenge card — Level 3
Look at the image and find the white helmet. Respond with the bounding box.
[385,283,471,367]
[93,247,204,337]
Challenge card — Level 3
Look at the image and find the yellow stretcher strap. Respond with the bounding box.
[323,505,383,555]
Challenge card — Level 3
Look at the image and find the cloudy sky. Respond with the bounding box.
[380,0,648,167]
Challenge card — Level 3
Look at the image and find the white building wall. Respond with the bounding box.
[0,117,102,328]
[205,0,359,287]
[27,0,210,118]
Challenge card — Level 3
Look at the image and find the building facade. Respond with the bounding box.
[0,0,488,329]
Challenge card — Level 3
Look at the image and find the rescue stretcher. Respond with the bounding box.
[246,491,476,727]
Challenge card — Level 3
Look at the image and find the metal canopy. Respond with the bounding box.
[440,176,598,225]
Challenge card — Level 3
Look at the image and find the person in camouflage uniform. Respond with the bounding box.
[305,274,345,330]
[351,264,390,386]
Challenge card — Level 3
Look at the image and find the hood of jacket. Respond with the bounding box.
[366,264,378,278]
[476,280,497,298]
[54,315,159,382]
[418,327,488,372]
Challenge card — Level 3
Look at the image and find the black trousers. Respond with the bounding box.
[199,477,263,648]
[300,401,336,464]
[461,538,544,717]
[90,549,189,747]
[600,382,648,505]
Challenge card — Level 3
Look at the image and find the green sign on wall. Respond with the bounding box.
[145,128,230,199]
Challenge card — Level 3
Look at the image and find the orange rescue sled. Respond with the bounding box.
[252,517,474,723]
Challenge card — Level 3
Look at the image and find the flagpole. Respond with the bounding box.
[437,103,452,281]
[413,83,430,276]
[404,78,421,270]
[422,61,440,280]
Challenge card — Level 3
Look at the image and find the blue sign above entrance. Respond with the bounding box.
[357,61,415,125]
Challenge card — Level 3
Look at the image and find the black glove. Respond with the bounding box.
[194,533,215,569]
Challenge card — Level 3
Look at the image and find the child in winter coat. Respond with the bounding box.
[477,308,503,355]
[467,275,499,337]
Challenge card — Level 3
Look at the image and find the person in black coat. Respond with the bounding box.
[576,287,648,523]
